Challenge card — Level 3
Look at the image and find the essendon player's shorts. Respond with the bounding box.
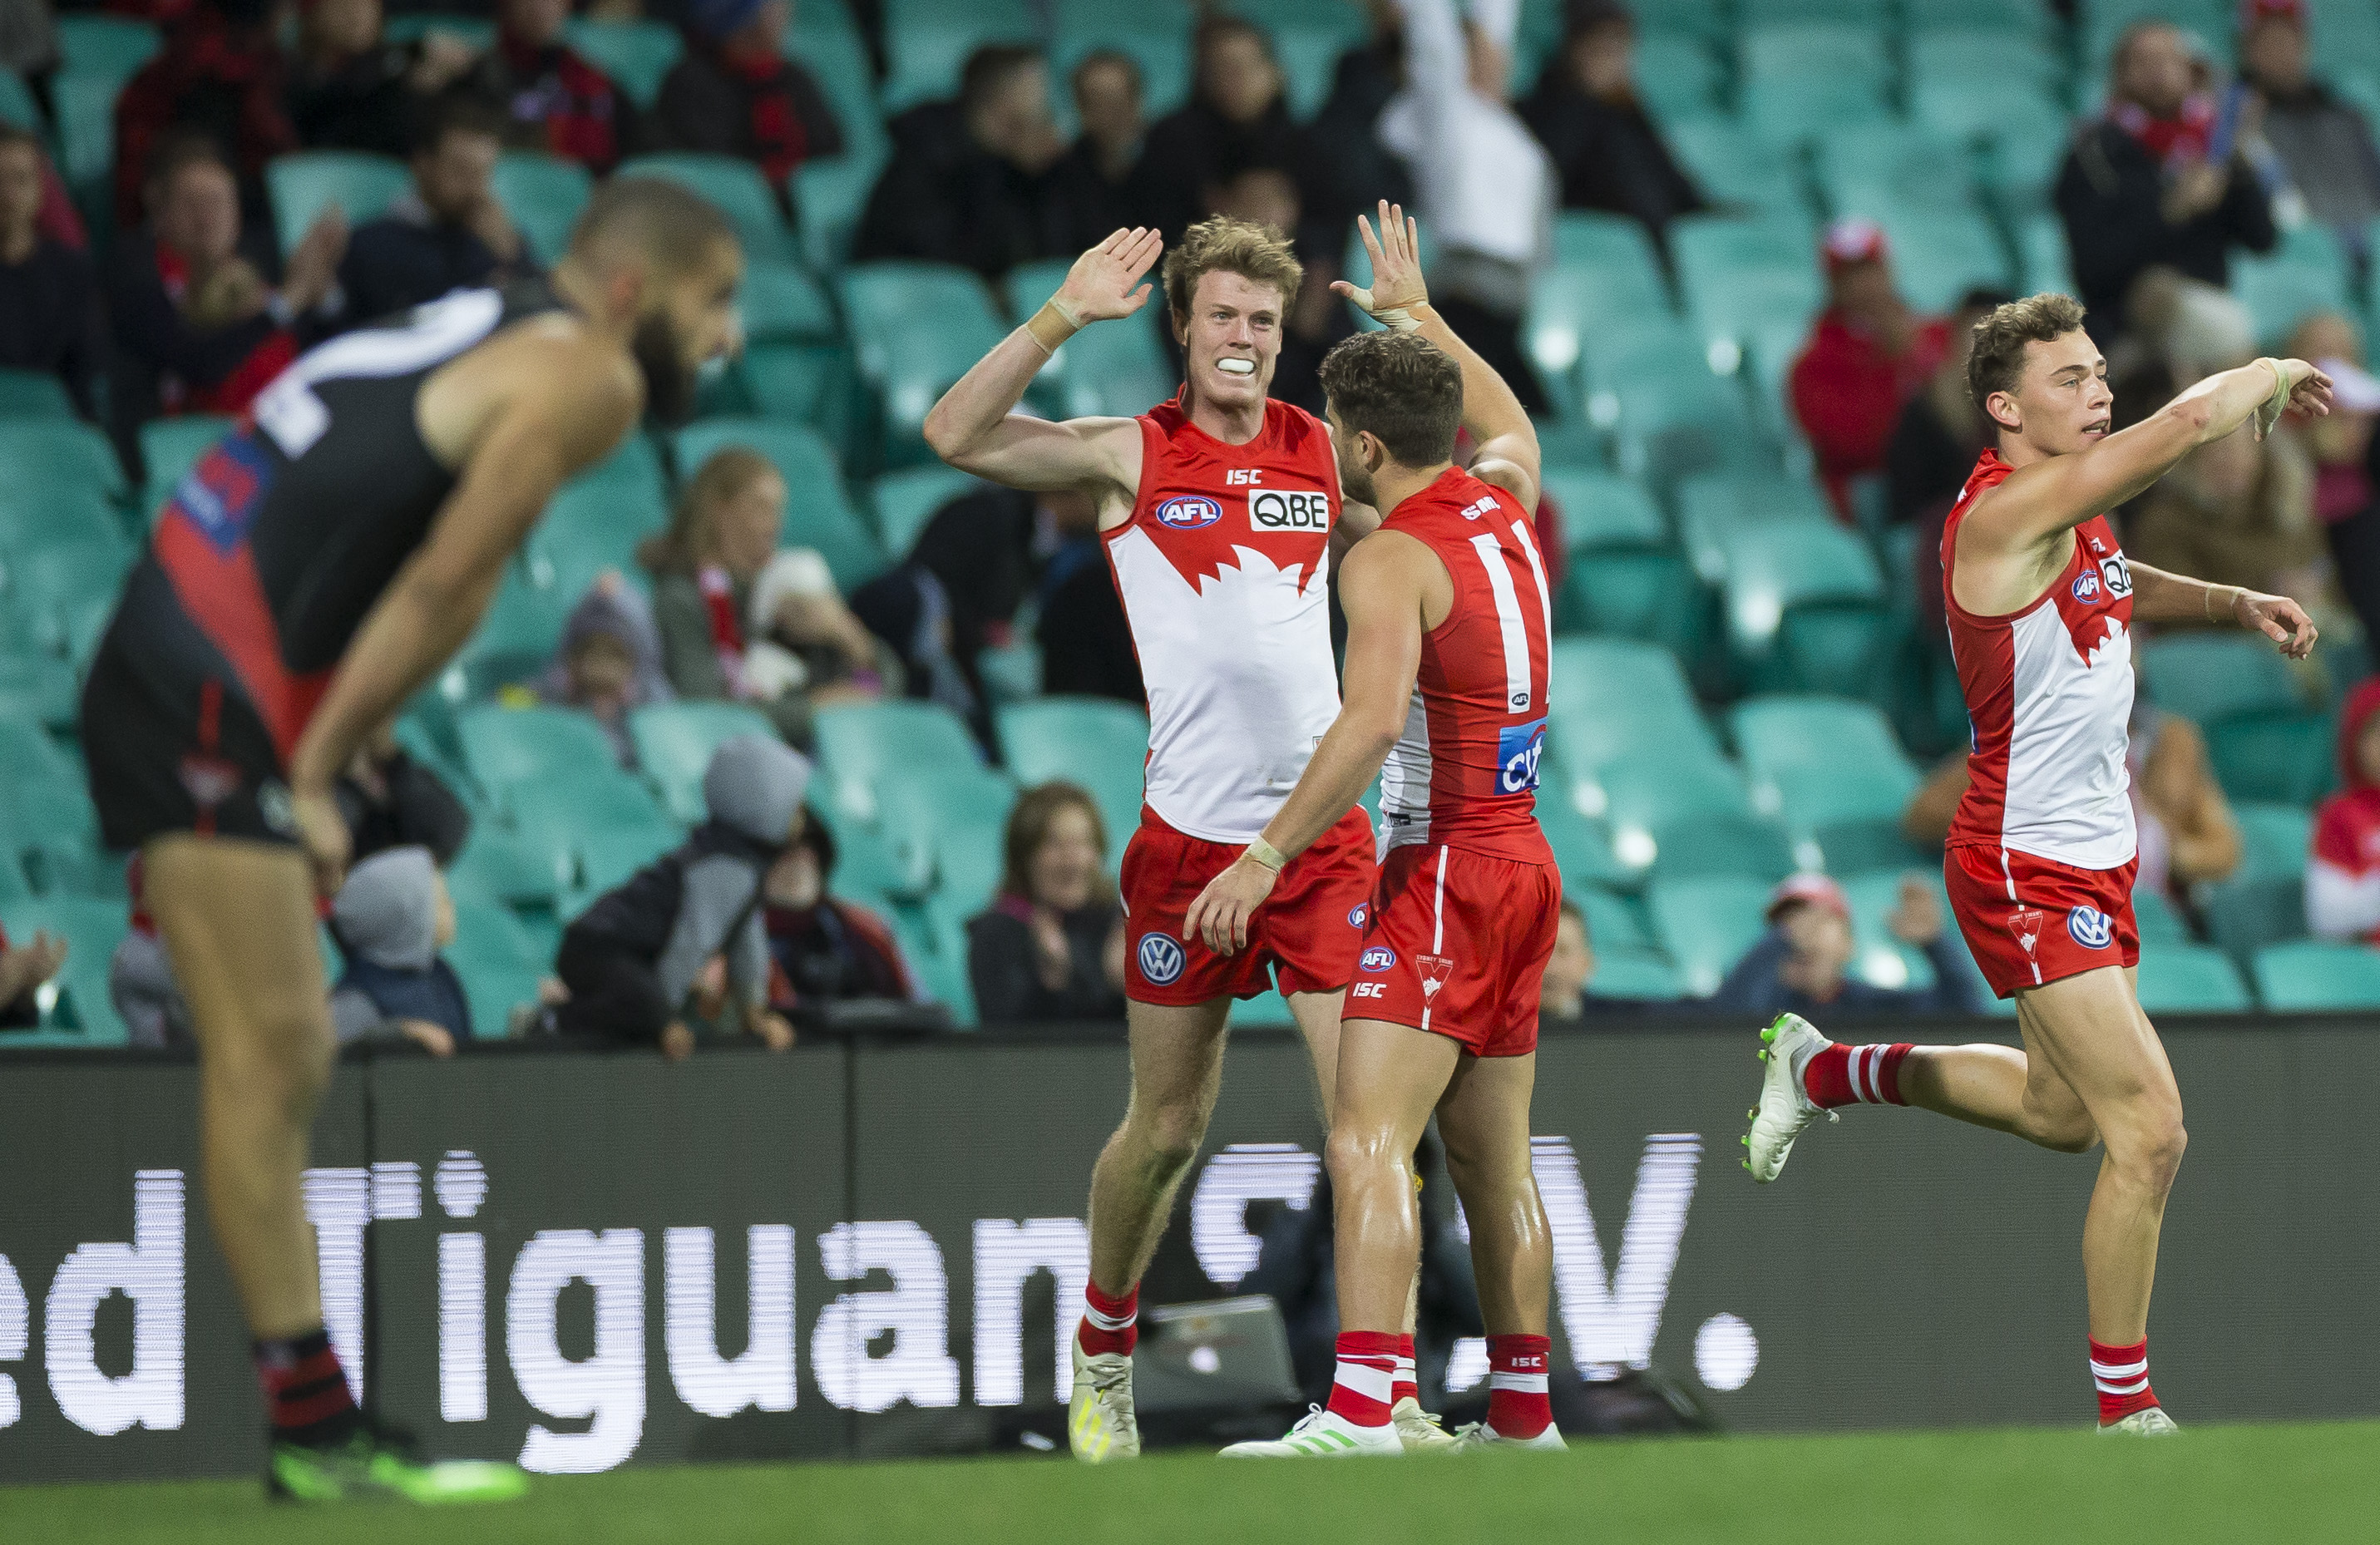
[80,560,300,852]
[1346,842,1561,1058]
[1945,842,2140,1000]
[1119,805,1377,1004]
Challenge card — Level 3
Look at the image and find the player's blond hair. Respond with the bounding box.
[1162,215,1304,324]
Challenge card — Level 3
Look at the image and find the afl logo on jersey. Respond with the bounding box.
[1137,931,1187,985]
[1155,496,1222,531]
[1496,718,1548,796]
[1250,488,1330,531]
[2066,906,2115,949]
[1360,945,1398,973]
[2099,554,2132,597]
[2071,570,2102,603]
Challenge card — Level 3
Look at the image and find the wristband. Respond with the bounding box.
[1024,296,1084,353]
[1246,837,1288,872]
[2252,357,2291,440]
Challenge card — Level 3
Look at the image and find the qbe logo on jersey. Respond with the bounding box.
[1497,717,1548,796]
[1249,487,1330,531]
[2098,553,2132,598]
[2067,906,2115,950]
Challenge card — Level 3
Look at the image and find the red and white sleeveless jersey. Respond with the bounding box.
[1103,392,1345,842]
[1375,467,1558,865]
[1943,450,2137,869]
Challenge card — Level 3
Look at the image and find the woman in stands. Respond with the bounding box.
[968,782,1127,1026]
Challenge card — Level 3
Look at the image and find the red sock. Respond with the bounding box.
[1801,1042,1913,1110]
[1391,1333,1417,1409]
[1325,1330,1400,1427]
[1486,1334,1553,1439]
[255,1328,358,1446]
[1079,1281,1138,1358]
[2090,1337,2158,1424]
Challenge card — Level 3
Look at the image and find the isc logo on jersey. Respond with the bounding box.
[1250,488,1329,531]
[1155,496,1222,531]
[1496,718,1548,796]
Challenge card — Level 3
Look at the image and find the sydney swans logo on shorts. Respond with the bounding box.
[1359,945,1397,973]
[1137,932,1187,985]
[1496,718,1548,796]
[1347,902,1369,928]
[1249,487,1330,531]
[1154,496,1222,531]
[2066,906,2115,950]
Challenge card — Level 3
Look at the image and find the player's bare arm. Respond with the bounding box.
[921,227,1160,511]
[1333,200,1542,512]
[2127,560,2318,659]
[1958,348,2331,615]
[1185,531,1443,953]
[284,331,640,890]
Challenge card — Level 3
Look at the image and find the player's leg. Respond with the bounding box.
[1433,1048,1563,1449]
[1285,988,1346,1123]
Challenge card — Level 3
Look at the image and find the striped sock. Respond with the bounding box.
[1486,1334,1553,1439]
[1800,1042,1913,1110]
[2091,1337,2158,1424]
[1391,1333,1417,1409]
[1325,1331,1400,1428]
[255,1328,358,1448]
[1079,1281,1138,1358]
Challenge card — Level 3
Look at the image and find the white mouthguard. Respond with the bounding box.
[1216,358,1257,376]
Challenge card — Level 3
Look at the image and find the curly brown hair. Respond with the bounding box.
[1162,215,1304,326]
[1968,292,2089,412]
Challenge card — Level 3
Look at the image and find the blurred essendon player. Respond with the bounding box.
[1745,293,2328,1435]
[1184,207,1568,1457]
[923,218,1395,1461]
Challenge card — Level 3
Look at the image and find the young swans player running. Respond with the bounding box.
[1745,293,2327,1434]
[1188,205,1568,1457]
[924,220,1441,1460]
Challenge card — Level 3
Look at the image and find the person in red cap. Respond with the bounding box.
[2307,676,2380,941]
[1711,872,1980,1018]
[1787,217,1951,521]
[2238,0,2380,252]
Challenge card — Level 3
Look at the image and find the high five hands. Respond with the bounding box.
[1331,200,1429,326]
[1056,227,1165,324]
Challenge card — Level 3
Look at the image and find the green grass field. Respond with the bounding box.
[12,1423,2374,1545]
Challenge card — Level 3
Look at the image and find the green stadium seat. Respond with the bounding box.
[869,465,977,560]
[895,765,1018,923]
[1632,32,1720,122]
[1573,881,1655,953]
[743,259,840,343]
[0,419,128,502]
[2141,634,2305,725]
[1647,874,1772,995]
[1721,521,1889,694]
[998,696,1149,844]
[524,478,669,599]
[671,417,886,589]
[880,0,1037,110]
[1909,0,2052,32]
[57,14,161,81]
[1731,695,1921,869]
[1525,251,1672,417]
[1041,305,1176,420]
[1665,121,1806,218]
[1543,637,1721,778]
[2016,211,2076,296]
[1674,471,1834,585]
[447,897,543,967]
[515,769,676,872]
[732,344,854,440]
[819,806,932,905]
[53,71,119,198]
[786,10,887,167]
[1596,752,1790,881]
[0,717,75,788]
[842,262,1010,466]
[0,70,37,129]
[1913,78,2064,150]
[2206,802,2312,962]
[1816,124,1978,218]
[564,18,681,106]
[1052,27,1193,122]
[1544,469,1699,654]
[1537,794,1630,890]
[457,703,623,793]
[1671,215,1820,331]
[0,651,78,730]
[1740,77,1889,146]
[1873,207,2017,313]
[4,536,136,656]
[2205,711,2333,806]
[443,947,549,1039]
[812,699,983,824]
[793,155,877,273]
[1274,25,1351,119]
[491,153,592,264]
[452,570,570,696]
[2130,885,2190,946]
[616,154,797,265]
[2234,225,2352,348]
[569,823,680,911]
[1229,987,1296,1027]
[0,368,74,420]
[2253,939,2380,1010]
[582,430,668,496]
[267,152,411,257]
[1585,948,1686,1002]
[1831,869,1950,993]
[0,485,120,560]
[628,701,783,825]
[448,827,574,910]
[1987,111,2079,215]
[139,416,235,513]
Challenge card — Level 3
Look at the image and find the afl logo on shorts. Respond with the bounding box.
[1360,945,1397,973]
[2071,570,2101,603]
[2067,906,2115,949]
[1137,932,1187,985]
[1347,903,1369,928]
[1250,488,1330,531]
[1496,718,1548,795]
[1155,496,1222,531]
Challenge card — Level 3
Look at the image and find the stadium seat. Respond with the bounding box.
[2205,711,2333,807]
[880,0,1036,111]
[1597,753,1789,881]
[2253,939,2380,1010]
[1674,471,1835,585]
[0,419,128,502]
[1543,637,1722,778]
[841,262,1010,466]
[3,536,136,656]
[0,717,75,788]
[2233,225,2352,348]
[730,344,854,441]
[1544,469,1699,655]
[1740,76,1890,146]
[896,767,1019,941]
[1573,881,1654,953]
[671,417,886,590]
[2206,802,2313,962]
[442,943,549,1039]
[1912,78,2064,151]
[1872,206,2017,313]
[515,768,676,866]
[523,478,669,599]
[0,484,120,560]
[1647,874,1772,995]
[1586,948,1686,1002]
[1631,32,1721,122]
[787,7,887,167]
[0,368,74,420]
[819,806,932,904]
[616,154,797,265]
[1525,249,1673,417]
[491,153,593,264]
[1721,521,1889,694]
[2131,886,2190,946]
[568,823,680,913]
[1906,27,2060,89]
[0,70,36,129]
[1731,695,1922,869]
[869,465,977,560]
[448,827,574,911]
[457,703,623,795]
[812,699,983,824]
[267,152,411,257]
[453,570,572,697]
[2141,942,2253,1012]
[1816,124,1978,218]
[2016,211,2076,297]
[0,896,130,1044]
[2141,634,2305,725]
[793,155,877,274]
[997,697,1150,844]
[52,71,118,198]
[139,416,235,513]
[629,702,783,825]
[57,14,161,81]
[1052,27,1193,124]
[743,259,841,343]
[1664,121,1806,219]
[564,18,681,106]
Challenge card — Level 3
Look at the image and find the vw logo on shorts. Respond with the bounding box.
[1359,945,1397,973]
[1137,931,1187,985]
[2066,906,2115,950]
[1347,903,1369,928]
[1154,496,1222,531]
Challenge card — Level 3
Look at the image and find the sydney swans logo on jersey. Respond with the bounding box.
[1249,486,1330,531]
[1154,496,1222,531]
[1497,718,1548,795]
[1137,932,1187,985]
[2067,906,2115,949]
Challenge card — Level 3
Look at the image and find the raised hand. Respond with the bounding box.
[1054,227,1164,324]
[1331,200,1429,322]
[2256,358,2333,440]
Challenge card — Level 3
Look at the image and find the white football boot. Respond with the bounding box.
[1390,1397,1460,1453]
[1069,1338,1140,1463]
[1220,1405,1403,1458]
[2099,1407,2180,1435]
[1745,1013,1836,1183]
[1450,1421,1568,1453]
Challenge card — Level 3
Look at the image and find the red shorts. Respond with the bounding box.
[1346,842,1561,1058]
[1945,842,2141,1000]
[1119,805,1378,1004]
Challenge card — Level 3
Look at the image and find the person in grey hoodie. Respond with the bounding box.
[328,846,469,1057]
[551,733,805,1059]
[535,570,674,768]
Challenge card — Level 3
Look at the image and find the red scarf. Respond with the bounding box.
[698,565,750,697]
[152,242,299,415]
[2109,96,2215,169]
[498,29,624,171]
[723,44,807,185]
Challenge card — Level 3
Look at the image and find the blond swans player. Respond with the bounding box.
[923,220,1454,1459]
[1746,294,2326,1434]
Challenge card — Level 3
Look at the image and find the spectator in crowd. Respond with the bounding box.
[2282,310,2380,644]
[2239,0,2380,254]
[0,919,65,1029]
[337,721,472,866]
[1136,16,1315,247]
[2309,676,2380,940]
[1519,0,1706,255]
[1887,287,2014,669]
[107,135,346,447]
[1790,218,1951,521]
[1047,49,1147,254]
[550,734,805,1059]
[0,125,102,418]
[288,0,480,156]
[111,0,298,227]
[2057,19,2277,329]
[2125,419,2326,625]
[0,0,56,109]
[1034,489,1143,706]
[465,0,638,174]
[1304,0,1415,237]
[651,0,843,187]
[760,811,916,1013]
[1711,873,1982,1018]
[854,43,1067,281]
[328,846,467,1057]
[334,97,526,327]
[535,570,674,768]
[967,782,1126,1025]
[1537,895,1595,1025]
